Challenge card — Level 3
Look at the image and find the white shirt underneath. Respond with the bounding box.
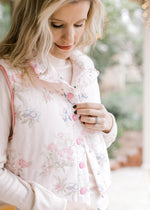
[49,53,72,84]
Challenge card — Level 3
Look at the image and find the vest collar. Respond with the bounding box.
[30,49,99,90]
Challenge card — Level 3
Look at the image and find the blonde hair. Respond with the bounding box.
[0,0,105,71]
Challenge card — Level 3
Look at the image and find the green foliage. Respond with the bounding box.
[0,2,11,41]
[97,3,144,154]
[108,139,120,159]
[88,0,143,73]
[102,83,143,158]
[102,82,143,130]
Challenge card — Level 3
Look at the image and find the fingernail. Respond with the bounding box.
[74,110,77,114]
[73,105,77,109]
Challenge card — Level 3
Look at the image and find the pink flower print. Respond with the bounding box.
[47,143,57,152]
[72,114,78,121]
[67,93,74,101]
[80,187,87,195]
[76,138,83,145]
[60,148,74,161]
[18,159,29,168]
[19,109,40,127]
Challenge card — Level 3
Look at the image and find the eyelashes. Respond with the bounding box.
[50,22,84,29]
[74,24,84,28]
[51,23,63,28]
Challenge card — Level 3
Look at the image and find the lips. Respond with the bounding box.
[55,43,73,50]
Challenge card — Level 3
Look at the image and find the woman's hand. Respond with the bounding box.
[66,202,97,210]
[73,102,113,133]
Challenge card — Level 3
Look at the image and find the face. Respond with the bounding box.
[49,1,90,59]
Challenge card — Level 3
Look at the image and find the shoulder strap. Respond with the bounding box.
[0,64,15,140]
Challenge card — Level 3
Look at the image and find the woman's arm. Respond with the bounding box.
[0,70,67,210]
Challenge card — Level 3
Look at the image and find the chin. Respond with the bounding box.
[51,48,73,59]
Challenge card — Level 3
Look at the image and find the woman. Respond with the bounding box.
[0,0,117,210]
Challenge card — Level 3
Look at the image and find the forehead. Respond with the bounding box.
[51,1,90,22]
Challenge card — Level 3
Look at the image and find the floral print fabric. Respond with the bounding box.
[0,50,117,210]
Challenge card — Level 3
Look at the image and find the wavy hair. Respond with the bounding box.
[0,0,105,70]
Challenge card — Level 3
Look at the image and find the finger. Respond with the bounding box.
[76,109,106,117]
[80,116,106,125]
[75,103,104,110]
[83,123,105,131]
[81,116,106,129]
[80,116,97,124]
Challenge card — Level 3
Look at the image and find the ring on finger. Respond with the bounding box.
[95,116,99,125]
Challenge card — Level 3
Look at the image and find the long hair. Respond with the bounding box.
[0,0,105,71]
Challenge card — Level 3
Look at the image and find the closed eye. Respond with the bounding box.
[51,23,64,28]
[51,22,84,29]
[74,24,83,27]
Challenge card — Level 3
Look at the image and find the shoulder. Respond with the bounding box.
[0,59,12,81]
[0,60,12,97]
[0,59,25,87]
[0,59,16,75]
[70,50,99,87]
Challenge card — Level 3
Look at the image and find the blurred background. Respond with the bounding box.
[0,0,150,210]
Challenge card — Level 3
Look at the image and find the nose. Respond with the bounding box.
[62,27,74,45]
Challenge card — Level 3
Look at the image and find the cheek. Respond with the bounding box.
[50,28,61,43]
[76,28,85,41]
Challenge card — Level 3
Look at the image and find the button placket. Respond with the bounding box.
[75,135,88,197]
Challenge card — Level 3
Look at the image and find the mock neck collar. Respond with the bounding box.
[49,53,70,67]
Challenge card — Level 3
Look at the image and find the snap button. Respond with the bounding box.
[80,187,87,195]
[79,162,85,169]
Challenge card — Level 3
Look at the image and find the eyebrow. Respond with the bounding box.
[50,18,87,22]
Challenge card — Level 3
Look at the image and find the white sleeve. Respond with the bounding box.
[86,76,117,148]
[0,70,67,210]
